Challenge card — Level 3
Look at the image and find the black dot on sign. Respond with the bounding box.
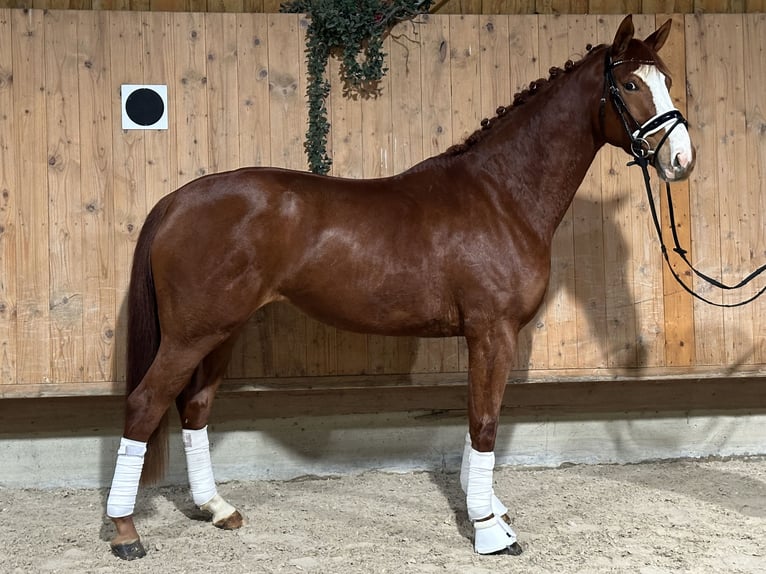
[125,88,164,126]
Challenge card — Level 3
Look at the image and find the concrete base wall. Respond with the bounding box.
[1,397,765,489]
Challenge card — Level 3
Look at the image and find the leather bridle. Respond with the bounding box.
[602,49,766,307]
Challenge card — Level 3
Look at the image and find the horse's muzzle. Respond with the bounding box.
[654,143,696,182]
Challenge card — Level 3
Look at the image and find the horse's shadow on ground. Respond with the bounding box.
[571,461,766,518]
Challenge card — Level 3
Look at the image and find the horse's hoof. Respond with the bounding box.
[213,509,244,530]
[110,539,147,560]
[486,541,523,556]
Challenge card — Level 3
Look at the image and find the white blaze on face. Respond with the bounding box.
[634,65,694,174]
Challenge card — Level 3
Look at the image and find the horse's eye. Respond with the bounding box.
[624,81,639,92]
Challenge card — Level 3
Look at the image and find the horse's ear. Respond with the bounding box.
[612,14,635,56]
[644,18,672,53]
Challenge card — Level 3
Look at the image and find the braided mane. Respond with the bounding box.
[445,43,604,156]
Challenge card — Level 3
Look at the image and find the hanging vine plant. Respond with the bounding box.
[280,0,434,174]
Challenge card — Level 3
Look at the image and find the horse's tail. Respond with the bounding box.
[125,194,174,486]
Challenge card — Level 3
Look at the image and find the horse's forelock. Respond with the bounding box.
[625,37,672,79]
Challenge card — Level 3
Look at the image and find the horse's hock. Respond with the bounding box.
[1,10,765,473]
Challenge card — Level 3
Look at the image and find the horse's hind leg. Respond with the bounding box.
[108,338,222,559]
[176,335,244,530]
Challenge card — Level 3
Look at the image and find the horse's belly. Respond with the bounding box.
[285,287,461,338]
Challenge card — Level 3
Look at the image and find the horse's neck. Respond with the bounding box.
[466,62,605,243]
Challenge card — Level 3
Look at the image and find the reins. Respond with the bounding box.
[603,51,766,307]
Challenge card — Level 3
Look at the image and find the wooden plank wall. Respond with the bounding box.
[1,0,766,14]
[1,10,765,398]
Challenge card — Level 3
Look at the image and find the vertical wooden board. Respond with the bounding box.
[693,0,744,10]
[537,13,577,370]
[642,1,694,11]
[567,15,608,369]
[45,10,84,383]
[479,15,511,118]
[685,14,725,365]
[266,14,308,378]
[329,58,363,179]
[327,54,368,375]
[626,14,666,368]
[78,11,116,382]
[712,15,755,365]
[0,9,17,384]
[389,18,425,176]
[387,17,426,374]
[261,0,282,11]
[266,14,304,171]
[506,15,539,110]
[535,0,586,13]
[208,0,244,11]
[588,0,641,11]
[571,166,609,368]
[744,14,766,364]
[435,0,462,12]
[449,15,481,146]
[657,13,695,367]
[420,15,453,160]
[228,13,272,379]
[206,12,240,174]
[13,9,51,385]
[361,36,394,180]
[173,12,209,187]
[236,13,270,168]
[597,15,638,369]
[110,11,146,382]
[142,11,176,207]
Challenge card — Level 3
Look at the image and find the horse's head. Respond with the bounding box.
[600,15,696,182]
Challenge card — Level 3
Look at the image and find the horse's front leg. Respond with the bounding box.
[462,321,523,556]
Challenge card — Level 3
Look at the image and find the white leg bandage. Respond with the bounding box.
[106,437,147,518]
[460,434,518,554]
[460,432,511,517]
[465,448,494,521]
[182,426,218,507]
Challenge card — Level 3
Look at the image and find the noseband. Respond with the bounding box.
[600,49,766,308]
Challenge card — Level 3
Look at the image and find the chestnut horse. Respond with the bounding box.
[106,15,695,559]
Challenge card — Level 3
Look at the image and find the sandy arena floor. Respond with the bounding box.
[0,458,764,573]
